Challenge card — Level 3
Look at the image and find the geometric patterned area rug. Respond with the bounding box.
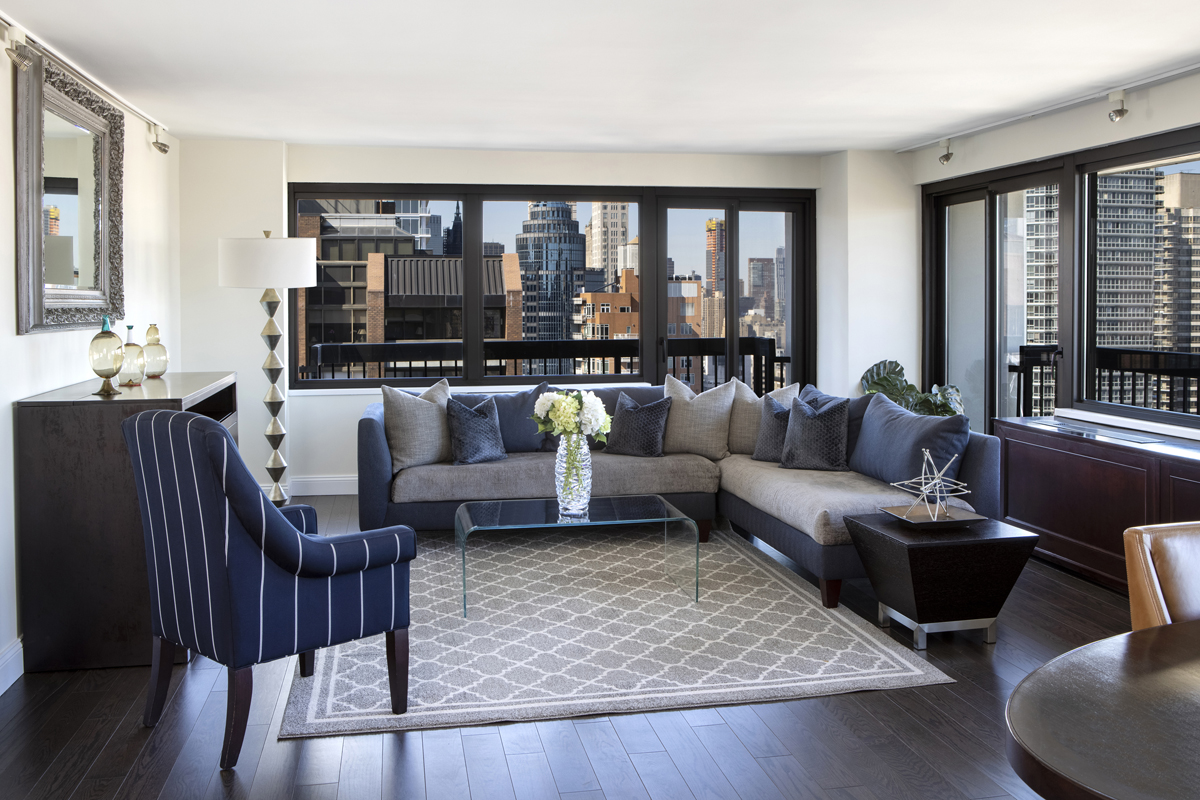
[280,520,950,737]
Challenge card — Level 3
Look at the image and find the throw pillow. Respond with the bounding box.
[603,393,672,457]
[781,397,849,471]
[751,395,792,463]
[727,379,800,454]
[446,396,508,466]
[662,375,736,460]
[848,393,971,485]
[491,382,549,453]
[381,379,452,474]
[799,384,872,458]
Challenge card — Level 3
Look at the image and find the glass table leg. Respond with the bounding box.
[663,518,700,602]
[455,518,469,618]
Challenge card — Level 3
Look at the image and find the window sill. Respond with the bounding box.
[1054,407,1200,443]
[289,380,655,398]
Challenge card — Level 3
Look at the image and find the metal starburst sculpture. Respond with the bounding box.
[891,449,972,521]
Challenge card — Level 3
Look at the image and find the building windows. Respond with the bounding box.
[291,184,814,390]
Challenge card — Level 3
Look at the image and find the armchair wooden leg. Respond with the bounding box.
[385,628,409,715]
[299,650,316,678]
[143,635,176,727]
[220,666,253,770]
[697,519,712,544]
[819,579,842,609]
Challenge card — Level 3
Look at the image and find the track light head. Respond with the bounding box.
[151,125,169,155]
[938,139,953,165]
[5,44,31,72]
[1109,103,1128,123]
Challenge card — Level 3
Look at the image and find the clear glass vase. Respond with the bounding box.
[555,433,592,518]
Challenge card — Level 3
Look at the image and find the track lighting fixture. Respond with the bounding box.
[152,125,169,155]
[938,139,954,165]
[1108,90,1128,122]
[3,26,30,72]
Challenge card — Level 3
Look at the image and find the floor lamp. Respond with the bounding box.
[218,232,316,507]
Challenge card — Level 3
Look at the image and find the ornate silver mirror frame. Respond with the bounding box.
[16,43,124,334]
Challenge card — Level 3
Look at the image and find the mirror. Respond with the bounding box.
[16,44,124,334]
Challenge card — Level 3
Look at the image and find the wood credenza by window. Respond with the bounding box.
[15,372,237,672]
[995,417,1200,592]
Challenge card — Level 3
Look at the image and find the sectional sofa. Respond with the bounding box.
[359,383,1000,608]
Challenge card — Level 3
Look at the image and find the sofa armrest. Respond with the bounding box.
[358,403,392,531]
[959,431,1001,519]
[279,504,318,534]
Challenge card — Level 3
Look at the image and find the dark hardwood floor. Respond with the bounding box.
[1,494,1130,799]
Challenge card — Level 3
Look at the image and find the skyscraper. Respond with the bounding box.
[1154,172,1200,353]
[516,201,586,344]
[746,257,776,319]
[442,202,464,256]
[589,202,630,287]
[706,219,726,294]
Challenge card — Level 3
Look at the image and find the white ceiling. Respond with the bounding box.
[7,1,1200,154]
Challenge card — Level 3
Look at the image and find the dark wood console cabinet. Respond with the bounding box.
[15,372,237,671]
[995,417,1200,592]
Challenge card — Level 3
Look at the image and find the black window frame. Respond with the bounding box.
[922,122,1200,431]
[288,183,816,392]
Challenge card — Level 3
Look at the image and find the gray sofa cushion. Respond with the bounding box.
[848,393,971,484]
[780,397,849,471]
[663,375,735,460]
[751,395,791,463]
[391,451,719,503]
[728,379,800,455]
[492,382,549,453]
[381,379,452,473]
[604,393,671,457]
[717,454,973,546]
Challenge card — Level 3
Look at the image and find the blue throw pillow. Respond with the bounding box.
[780,397,849,471]
[603,393,672,457]
[491,382,548,453]
[848,393,970,485]
[799,384,872,458]
[751,395,791,463]
[446,397,508,465]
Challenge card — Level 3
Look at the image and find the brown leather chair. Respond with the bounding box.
[1123,523,1200,630]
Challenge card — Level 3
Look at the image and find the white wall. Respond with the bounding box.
[0,62,178,691]
[178,140,289,490]
[816,151,921,396]
[911,71,1200,185]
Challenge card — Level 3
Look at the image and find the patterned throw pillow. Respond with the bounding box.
[446,397,508,466]
[799,384,872,459]
[381,379,452,473]
[603,393,672,457]
[727,379,801,455]
[662,375,736,460]
[751,395,792,463]
[780,397,850,471]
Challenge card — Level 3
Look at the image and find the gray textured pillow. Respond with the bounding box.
[663,375,736,460]
[799,385,872,458]
[492,382,548,453]
[848,393,970,484]
[381,379,451,474]
[728,379,800,455]
[446,397,508,466]
[604,393,672,457]
[781,397,849,471]
[751,395,792,463]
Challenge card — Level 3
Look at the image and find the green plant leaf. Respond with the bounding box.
[859,360,965,417]
[860,360,905,395]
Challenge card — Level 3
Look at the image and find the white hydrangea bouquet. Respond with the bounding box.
[531,390,611,516]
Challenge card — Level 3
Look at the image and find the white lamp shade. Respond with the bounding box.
[218,237,317,289]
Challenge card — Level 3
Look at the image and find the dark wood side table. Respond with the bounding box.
[1006,619,1200,799]
[844,513,1039,649]
[15,372,237,671]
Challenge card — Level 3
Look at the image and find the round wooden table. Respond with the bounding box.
[1006,618,1200,799]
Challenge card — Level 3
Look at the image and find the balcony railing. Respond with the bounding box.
[1094,347,1200,414]
[301,336,791,394]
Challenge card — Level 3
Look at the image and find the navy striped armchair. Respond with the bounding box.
[122,411,416,769]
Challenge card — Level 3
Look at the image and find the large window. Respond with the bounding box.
[924,124,1200,431]
[289,185,815,391]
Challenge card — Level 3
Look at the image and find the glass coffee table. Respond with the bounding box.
[453,495,700,617]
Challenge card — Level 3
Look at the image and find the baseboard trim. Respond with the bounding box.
[0,639,23,694]
[289,476,357,496]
